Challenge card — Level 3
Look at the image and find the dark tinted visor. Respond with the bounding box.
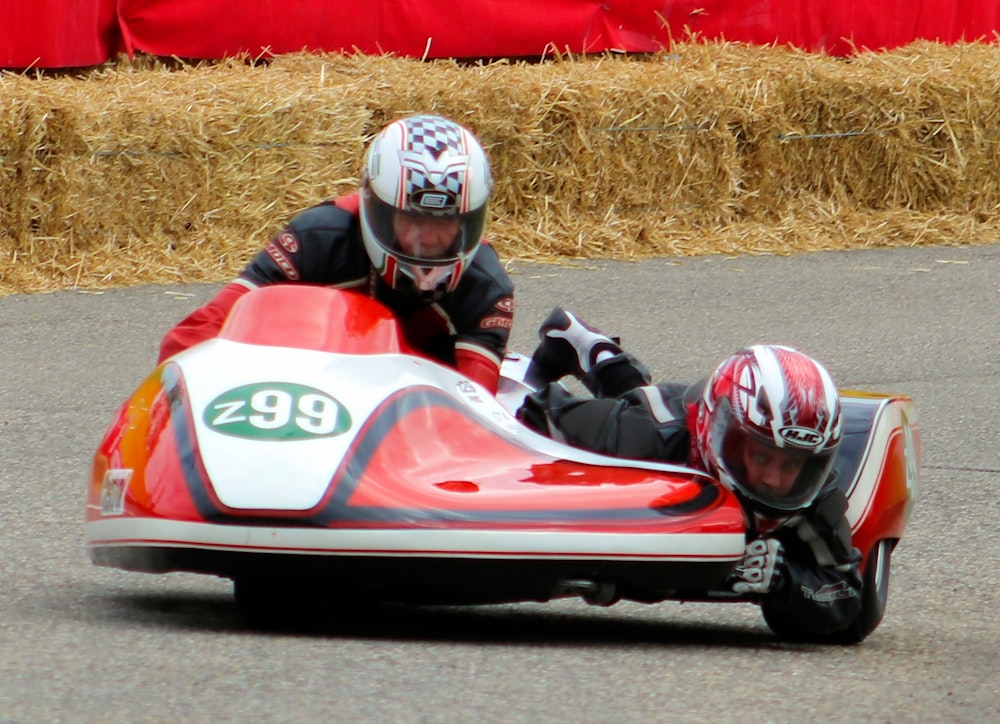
[363,190,486,265]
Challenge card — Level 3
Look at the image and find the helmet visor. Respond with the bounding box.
[709,401,836,512]
[362,190,486,266]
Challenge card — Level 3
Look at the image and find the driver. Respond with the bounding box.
[517,307,863,636]
[158,114,515,394]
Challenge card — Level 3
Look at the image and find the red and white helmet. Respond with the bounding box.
[359,114,492,300]
[691,345,842,518]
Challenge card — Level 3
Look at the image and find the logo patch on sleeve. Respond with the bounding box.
[494,296,514,314]
[264,242,300,280]
[277,231,300,253]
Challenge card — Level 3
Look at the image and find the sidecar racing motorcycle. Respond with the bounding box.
[85,286,920,642]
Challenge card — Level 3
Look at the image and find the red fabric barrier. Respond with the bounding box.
[116,0,673,60]
[115,0,1000,61]
[0,0,120,69]
[672,0,1000,55]
[1,1,999,70]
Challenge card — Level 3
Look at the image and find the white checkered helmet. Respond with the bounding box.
[360,114,493,300]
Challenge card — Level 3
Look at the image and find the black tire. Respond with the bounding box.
[762,539,894,645]
[233,578,333,629]
[827,538,894,644]
[234,578,293,628]
[233,578,376,630]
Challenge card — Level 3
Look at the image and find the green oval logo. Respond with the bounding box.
[203,382,351,440]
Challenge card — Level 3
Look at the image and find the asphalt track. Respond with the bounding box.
[1,245,998,722]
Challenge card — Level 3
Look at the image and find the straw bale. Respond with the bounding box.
[2,42,1000,294]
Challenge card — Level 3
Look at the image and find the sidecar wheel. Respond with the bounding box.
[827,538,894,645]
[234,578,287,627]
[234,578,322,629]
[234,578,374,629]
[762,539,894,645]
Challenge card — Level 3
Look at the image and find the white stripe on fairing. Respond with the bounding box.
[169,340,715,511]
[178,342,532,510]
[843,399,906,532]
[86,518,745,561]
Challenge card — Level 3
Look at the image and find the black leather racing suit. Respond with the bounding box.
[159,193,514,393]
[517,352,864,635]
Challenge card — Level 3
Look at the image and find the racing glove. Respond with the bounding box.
[731,538,786,595]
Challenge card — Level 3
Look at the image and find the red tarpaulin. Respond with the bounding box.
[116,0,672,60]
[2,1,999,69]
[0,0,120,69]
[665,0,1000,55]
[115,0,1000,60]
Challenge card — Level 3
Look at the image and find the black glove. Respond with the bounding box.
[731,538,785,595]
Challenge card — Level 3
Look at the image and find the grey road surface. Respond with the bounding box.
[1,245,998,722]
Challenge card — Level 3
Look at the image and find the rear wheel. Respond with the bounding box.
[762,539,894,645]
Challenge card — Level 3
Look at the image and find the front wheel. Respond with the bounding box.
[233,577,310,629]
[233,577,376,630]
[762,539,894,645]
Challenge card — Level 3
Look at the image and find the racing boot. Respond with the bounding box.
[526,307,624,387]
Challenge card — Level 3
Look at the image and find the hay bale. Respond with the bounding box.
[2,42,1000,294]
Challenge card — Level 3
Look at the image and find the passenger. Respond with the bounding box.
[518,308,863,634]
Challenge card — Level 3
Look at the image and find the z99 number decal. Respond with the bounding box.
[204,382,351,440]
